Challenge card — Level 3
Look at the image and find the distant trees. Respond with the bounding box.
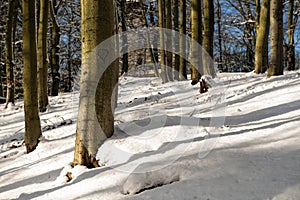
[22,0,42,153]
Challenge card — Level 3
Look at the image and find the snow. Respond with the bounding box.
[1,71,300,199]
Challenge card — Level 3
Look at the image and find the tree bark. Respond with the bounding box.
[216,0,223,71]
[158,0,167,83]
[173,0,180,80]
[5,0,17,108]
[22,0,42,153]
[190,0,202,84]
[254,0,270,74]
[37,0,49,112]
[179,0,187,80]
[165,0,173,81]
[286,0,297,71]
[49,0,60,96]
[120,0,129,75]
[268,0,284,77]
[73,0,117,168]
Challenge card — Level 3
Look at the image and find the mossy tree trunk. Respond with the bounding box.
[254,0,270,74]
[37,0,49,112]
[268,0,284,77]
[73,0,117,168]
[22,0,42,153]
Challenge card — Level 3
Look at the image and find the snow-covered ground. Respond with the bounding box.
[0,71,300,200]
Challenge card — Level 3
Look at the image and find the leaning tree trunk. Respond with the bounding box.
[268,0,284,77]
[22,0,42,153]
[190,0,202,84]
[5,0,17,108]
[73,0,117,168]
[37,0,49,112]
[254,0,270,74]
[179,0,187,80]
[49,0,60,96]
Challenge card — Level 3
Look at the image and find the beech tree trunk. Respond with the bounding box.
[268,0,284,77]
[37,0,49,112]
[254,0,270,74]
[73,0,117,168]
[158,0,167,83]
[190,0,202,84]
[22,0,42,153]
[179,0,187,80]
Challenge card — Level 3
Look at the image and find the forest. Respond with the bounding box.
[0,0,300,199]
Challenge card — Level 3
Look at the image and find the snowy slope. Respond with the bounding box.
[0,71,300,200]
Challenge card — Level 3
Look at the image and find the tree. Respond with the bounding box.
[179,0,187,80]
[173,0,180,80]
[73,0,117,168]
[203,0,215,77]
[165,0,173,81]
[120,0,129,75]
[216,0,223,71]
[254,0,270,74]
[5,0,18,108]
[49,0,60,96]
[22,0,42,153]
[190,0,202,84]
[158,0,167,83]
[37,0,49,112]
[286,0,299,71]
[268,0,284,77]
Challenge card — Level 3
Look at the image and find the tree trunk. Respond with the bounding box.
[73,0,117,168]
[120,0,129,75]
[190,0,202,84]
[268,0,284,77]
[158,0,167,83]
[5,0,17,108]
[173,0,180,80]
[49,0,60,96]
[216,0,223,71]
[286,0,297,71]
[179,0,187,80]
[165,0,173,81]
[22,0,42,153]
[203,0,215,77]
[37,0,49,112]
[254,0,270,74]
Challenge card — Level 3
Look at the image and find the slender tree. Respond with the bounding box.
[203,0,215,76]
[37,0,49,112]
[268,0,284,77]
[22,0,42,153]
[165,0,173,81]
[49,0,60,96]
[120,0,129,75]
[254,0,270,74]
[158,0,167,83]
[73,0,117,168]
[5,0,17,108]
[286,0,298,71]
[190,0,202,84]
[173,0,180,80]
[179,0,187,80]
[216,0,223,71]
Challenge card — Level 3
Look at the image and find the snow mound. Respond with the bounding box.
[122,163,180,195]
